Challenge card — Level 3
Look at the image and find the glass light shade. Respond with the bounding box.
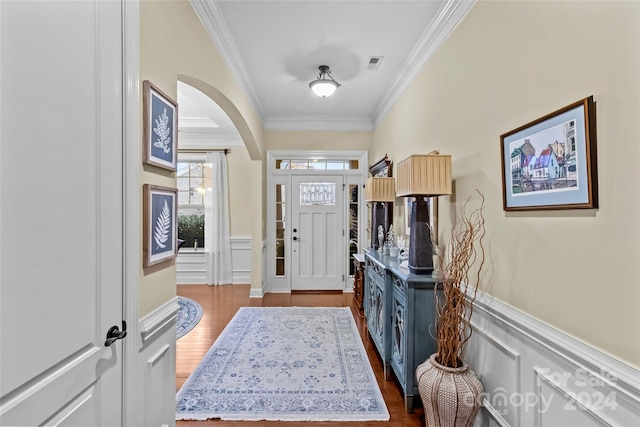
[309,79,339,97]
[365,177,396,202]
[396,154,452,197]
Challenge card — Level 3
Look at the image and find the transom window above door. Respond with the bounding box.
[276,159,359,170]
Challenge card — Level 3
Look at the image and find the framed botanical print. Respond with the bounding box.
[143,80,178,171]
[143,184,178,267]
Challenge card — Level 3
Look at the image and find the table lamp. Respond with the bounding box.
[396,152,452,274]
[365,177,395,250]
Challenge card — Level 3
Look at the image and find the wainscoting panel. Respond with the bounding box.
[176,251,207,284]
[534,367,613,427]
[145,344,174,427]
[176,236,252,284]
[465,291,640,427]
[230,236,251,284]
[466,323,522,426]
[137,298,177,427]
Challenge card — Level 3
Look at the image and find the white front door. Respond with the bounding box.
[0,1,124,425]
[291,175,344,290]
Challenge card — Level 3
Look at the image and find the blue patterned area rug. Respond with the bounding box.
[175,307,389,422]
[176,297,203,340]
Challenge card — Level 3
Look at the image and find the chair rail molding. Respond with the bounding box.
[138,297,180,348]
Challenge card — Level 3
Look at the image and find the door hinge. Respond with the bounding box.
[342,274,345,282]
[342,229,345,236]
[343,183,346,189]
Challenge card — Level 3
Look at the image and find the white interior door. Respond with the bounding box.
[291,175,344,290]
[0,1,124,425]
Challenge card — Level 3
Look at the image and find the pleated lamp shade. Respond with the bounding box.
[365,177,396,202]
[396,154,452,197]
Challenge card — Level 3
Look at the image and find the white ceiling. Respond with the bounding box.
[179,0,474,143]
[177,81,244,148]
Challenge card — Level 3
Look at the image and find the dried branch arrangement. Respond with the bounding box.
[435,190,486,368]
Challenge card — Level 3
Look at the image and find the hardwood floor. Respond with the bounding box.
[176,284,425,427]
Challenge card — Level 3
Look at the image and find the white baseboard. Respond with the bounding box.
[249,287,264,298]
[465,291,640,426]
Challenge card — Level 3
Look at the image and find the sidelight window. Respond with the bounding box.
[348,184,359,275]
[275,184,286,276]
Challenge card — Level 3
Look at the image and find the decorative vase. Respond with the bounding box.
[416,353,483,427]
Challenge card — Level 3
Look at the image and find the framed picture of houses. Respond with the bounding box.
[143,184,178,267]
[500,96,598,211]
[143,80,178,171]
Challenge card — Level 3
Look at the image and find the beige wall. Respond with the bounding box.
[137,0,640,366]
[139,0,265,317]
[373,0,640,367]
[227,146,260,236]
[265,130,372,151]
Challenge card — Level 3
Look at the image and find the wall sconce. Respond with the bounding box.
[396,152,452,274]
[365,177,395,250]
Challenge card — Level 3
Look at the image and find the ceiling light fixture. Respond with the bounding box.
[309,65,340,97]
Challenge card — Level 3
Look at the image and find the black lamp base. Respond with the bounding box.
[408,197,434,275]
[370,201,393,250]
[371,202,385,250]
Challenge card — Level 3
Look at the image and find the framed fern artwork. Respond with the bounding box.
[143,184,178,267]
[143,80,178,171]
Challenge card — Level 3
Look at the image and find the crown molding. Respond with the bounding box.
[189,0,265,120]
[179,132,244,148]
[264,116,374,132]
[179,116,220,128]
[373,0,476,128]
[190,0,475,132]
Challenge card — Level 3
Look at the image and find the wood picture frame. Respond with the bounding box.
[500,96,597,211]
[143,80,178,171]
[369,154,392,177]
[143,184,178,267]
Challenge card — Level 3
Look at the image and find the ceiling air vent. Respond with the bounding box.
[367,56,383,70]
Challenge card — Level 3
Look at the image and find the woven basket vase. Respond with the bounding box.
[416,353,483,427]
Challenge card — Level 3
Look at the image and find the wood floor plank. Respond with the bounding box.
[176,284,425,426]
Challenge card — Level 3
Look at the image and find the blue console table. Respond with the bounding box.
[363,249,438,412]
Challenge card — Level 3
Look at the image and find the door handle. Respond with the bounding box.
[105,321,127,346]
